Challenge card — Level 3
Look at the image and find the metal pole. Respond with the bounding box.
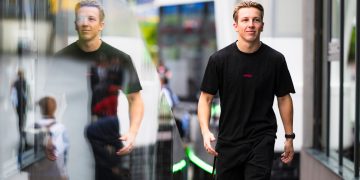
[314,0,324,151]
[326,0,332,157]
[339,0,344,168]
[354,0,360,176]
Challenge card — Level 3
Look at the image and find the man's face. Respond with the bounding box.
[233,7,264,43]
[75,6,104,42]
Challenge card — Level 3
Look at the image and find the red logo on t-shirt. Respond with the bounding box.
[243,73,253,78]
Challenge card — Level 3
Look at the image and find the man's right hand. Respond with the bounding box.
[202,131,218,156]
[116,132,136,156]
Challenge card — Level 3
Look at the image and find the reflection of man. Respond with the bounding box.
[197,1,295,179]
[55,0,144,179]
[11,69,30,165]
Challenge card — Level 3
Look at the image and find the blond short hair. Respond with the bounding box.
[75,0,105,22]
[233,1,264,22]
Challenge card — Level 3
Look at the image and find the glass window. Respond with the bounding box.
[0,0,177,179]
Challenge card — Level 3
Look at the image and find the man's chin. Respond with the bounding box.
[245,37,259,43]
[79,35,93,41]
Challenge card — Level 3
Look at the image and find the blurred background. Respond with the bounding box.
[0,0,360,180]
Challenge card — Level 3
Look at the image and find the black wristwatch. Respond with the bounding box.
[285,133,295,139]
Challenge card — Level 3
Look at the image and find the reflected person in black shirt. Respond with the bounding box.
[55,1,144,179]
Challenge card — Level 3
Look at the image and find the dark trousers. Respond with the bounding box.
[16,106,27,165]
[216,136,275,180]
[86,116,128,180]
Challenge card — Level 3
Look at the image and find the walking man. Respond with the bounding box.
[197,1,295,179]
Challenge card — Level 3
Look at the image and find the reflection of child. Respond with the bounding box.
[30,96,69,180]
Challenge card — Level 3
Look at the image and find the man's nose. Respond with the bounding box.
[80,19,89,25]
[248,20,256,26]
[77,17,89,25]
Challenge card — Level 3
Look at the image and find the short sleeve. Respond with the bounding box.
[122,56,142,94]
[200,55,219,95]
[275,59,295,97]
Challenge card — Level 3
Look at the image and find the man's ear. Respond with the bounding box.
[260,22,264,32]
[99,21,105,31]
[233,21,239,32]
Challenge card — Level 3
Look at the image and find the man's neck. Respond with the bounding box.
[77,38,102,52]
[236,39,261,53]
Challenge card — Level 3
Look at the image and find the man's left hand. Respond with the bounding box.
[116,132,136,156]
[281,139,294,164]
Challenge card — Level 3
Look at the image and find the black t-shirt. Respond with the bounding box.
[55,41,142,94]
[55,41,142,116]
[201,41,295,145]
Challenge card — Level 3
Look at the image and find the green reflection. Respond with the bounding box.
[185,147,215,174]
[172,159,186,173]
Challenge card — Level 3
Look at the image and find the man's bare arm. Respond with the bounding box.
[277,94,294,164]
[198,91,218,156]
[117,91,144,155]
